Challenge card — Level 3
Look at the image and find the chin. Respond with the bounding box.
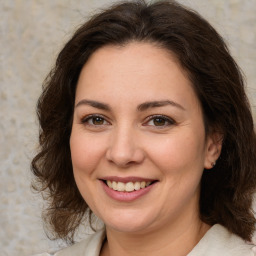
[106,221,150,233]
[100,209,157,233]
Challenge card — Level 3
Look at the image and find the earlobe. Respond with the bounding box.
[204,133,223,169]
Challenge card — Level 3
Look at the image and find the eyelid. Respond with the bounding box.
[80,114,175,128]
[143,114,176,127]
[81,114,111,125]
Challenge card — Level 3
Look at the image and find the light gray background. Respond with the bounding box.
[1,1,256,255]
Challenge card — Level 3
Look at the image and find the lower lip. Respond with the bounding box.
[101,181,157,202]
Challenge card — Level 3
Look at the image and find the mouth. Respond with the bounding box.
[100,177,158,201]
[102,180,157,192]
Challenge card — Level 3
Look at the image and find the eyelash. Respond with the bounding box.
[143,115,176,128]
[81,114,176,128]
[81,114,110,126]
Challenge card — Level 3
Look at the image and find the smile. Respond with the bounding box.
[106,180,152,192]
[101,177,158,201]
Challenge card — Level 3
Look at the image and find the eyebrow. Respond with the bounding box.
[75,99,185,111]
[75,99,111,111]
[137,100,185,111]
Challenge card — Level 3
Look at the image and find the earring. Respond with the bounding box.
[211,162,216,167]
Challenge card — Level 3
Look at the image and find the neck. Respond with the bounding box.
[100,216,210,256]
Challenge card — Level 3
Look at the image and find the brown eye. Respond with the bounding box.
[144,115,175,128]
[92,116,105,125]
[82,115,109,126]
[153,117,167,126]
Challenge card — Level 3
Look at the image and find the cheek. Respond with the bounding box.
[69,130,106,209]
[146,131,206,174]
[146,133,206,212]
[70,130,106,175]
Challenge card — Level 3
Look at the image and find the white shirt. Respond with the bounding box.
[33,224,256,256]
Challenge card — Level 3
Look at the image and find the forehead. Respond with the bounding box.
[75,42,200,111]
[82,42,183,77]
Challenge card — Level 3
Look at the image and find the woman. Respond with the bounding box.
[32,1,256,255]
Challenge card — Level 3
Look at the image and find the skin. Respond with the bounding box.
[70,42,221,256]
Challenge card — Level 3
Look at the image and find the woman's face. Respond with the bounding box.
[70,42,216,234]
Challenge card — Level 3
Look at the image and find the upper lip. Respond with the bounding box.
[100,176,157,183]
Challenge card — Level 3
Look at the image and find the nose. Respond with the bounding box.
[106,127,145,167]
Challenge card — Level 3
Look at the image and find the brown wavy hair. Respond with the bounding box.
[31,0,256,243]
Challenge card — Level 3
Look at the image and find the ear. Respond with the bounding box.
[204,132,223,169]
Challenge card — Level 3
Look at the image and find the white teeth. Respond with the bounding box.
[134,181,140,191]
[107,180,112,188]
[117,182,125,191]
[125,182,134,192]
[106,180,152,192]
[112,181,117,190]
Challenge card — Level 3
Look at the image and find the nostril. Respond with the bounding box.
[106,147,145,167]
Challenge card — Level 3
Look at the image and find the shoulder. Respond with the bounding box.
[31,253,56,256]
[55,229,105,256]
[32,229,105,256]
[188,224,256,256]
